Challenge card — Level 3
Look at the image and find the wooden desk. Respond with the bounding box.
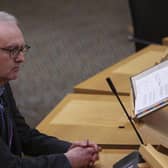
[36,44,168,167]
[37,93,140,146]
[37,93,168,148]
[74,45,168,95]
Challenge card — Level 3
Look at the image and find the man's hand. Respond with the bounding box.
[65,146,98,168]
[68,140,102,167]
[69,140,101,153]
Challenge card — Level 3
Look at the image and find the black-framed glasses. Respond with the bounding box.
[0,44,30,59]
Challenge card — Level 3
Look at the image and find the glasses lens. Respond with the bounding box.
[0,44,31,58]
[11,47,20,58]
[11,45,31,58]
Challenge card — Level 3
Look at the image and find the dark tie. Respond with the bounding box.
[0,101,6,137]
[0,87,7,141]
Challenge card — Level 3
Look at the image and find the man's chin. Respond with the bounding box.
[8,74,19,81]
[10,75,18,80]
[0,73,18,84]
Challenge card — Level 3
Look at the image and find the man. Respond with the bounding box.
[0,11,100,168]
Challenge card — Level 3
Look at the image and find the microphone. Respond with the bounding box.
[106,77,144,144]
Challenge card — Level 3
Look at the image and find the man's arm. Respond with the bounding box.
[4,83,101,167]
[0,137,71,168]
[5,83,71,156]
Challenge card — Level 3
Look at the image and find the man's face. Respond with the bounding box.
[0,21,25,84]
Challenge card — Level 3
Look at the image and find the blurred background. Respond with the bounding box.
[1,0,134,127]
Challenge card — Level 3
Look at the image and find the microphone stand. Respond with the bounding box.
[106,77,144,144]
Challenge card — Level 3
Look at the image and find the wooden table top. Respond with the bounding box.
[37,93,168,148]
[37,93,140,146]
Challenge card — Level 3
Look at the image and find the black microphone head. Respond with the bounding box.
[106,77,117,95]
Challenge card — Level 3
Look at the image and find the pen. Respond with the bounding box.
[86,139,89,146]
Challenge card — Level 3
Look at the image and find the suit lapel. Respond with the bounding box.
[2,90,13,147]
[3,84,22,156]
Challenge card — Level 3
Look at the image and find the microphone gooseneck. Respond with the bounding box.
[106,77,144,145]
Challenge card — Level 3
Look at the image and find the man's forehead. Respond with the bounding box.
[0,21,21,34]
[0,21,24,46]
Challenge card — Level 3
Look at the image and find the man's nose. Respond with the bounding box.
[15,51,25,63]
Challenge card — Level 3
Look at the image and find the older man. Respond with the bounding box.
[0,11,100,168]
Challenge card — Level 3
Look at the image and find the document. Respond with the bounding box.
[131,60,168,118]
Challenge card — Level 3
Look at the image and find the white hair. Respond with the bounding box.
[0,11,18,24]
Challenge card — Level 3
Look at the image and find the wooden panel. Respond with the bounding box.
[37,94,140,145]
[95,149,133,168]
[137,106,168,148]
[75,73,131,95]
[139,145,168,168]
[74,45,168,95]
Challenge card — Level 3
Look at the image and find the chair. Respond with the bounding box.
[128,0,168,51]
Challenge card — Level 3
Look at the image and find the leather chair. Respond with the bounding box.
[128,0,168,51]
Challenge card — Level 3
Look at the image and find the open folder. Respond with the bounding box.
[130,59,168,119]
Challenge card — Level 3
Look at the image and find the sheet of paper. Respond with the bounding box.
[134,66,168,115]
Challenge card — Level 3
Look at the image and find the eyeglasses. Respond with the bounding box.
[0,44,30,59]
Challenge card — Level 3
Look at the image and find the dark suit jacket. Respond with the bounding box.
[0,83,72,168]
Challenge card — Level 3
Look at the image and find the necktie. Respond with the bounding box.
[0,87,7,141]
